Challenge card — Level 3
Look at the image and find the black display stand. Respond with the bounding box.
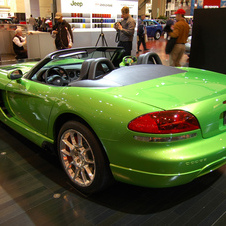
[189,8,226,74]
[95,19,108,47]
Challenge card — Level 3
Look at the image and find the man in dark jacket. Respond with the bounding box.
[52,12,73,50]
[137,14,148,52]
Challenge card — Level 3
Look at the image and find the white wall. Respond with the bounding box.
[30,0,40,18]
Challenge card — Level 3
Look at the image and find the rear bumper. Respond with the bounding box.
[110,156,226,188]
[104,130,226,187]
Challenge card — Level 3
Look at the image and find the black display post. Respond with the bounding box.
[52,0,57,25]
[189,8,226,74]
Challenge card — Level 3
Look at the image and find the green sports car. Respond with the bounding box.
[0,47,226,194]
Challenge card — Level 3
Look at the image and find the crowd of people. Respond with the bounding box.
[10,7,190,67]
[136,8,190,67]
[28,15,52,32]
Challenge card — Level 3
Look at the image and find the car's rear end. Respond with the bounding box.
[96,65,226,187]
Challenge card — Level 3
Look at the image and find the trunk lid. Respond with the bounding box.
[109,67,226,138]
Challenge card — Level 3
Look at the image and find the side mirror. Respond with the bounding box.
[8,69,23,80]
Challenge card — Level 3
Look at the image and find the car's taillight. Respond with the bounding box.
[128,110,200,134]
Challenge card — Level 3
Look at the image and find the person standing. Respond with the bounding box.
[29,15,36,31]
[41,18,48,32]
[168,9,190,66]
[52,12,73,50]
[137,14,149,52]
[37,17,42,30]
[114,6,136,56]
[13,16,19,24]
[12,28,28,59]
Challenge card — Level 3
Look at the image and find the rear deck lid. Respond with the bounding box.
[105,66,226,138]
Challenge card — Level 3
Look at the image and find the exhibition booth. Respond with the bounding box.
[0,0,138,59]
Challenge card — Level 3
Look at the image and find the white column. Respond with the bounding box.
[39,0,52,18]
[24,0,31,20]
[30,0,40,17]
[56,0,61,12]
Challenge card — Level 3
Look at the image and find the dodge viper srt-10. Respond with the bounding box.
[0,47,226,194]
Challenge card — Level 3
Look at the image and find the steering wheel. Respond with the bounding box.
[45,66,69,86]
[120,56,137,67]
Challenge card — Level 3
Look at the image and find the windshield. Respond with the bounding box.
[27,47,124,79]
[51,47,123,62]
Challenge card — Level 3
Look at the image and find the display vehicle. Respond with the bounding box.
[0,47,226,194]
[143,20,163,40]
[155,19,167,30]
[0,18,12,24]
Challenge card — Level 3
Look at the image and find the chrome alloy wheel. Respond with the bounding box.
[59,129,96,187]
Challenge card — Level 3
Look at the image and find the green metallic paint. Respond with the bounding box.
[6,78,65,135]
[1,115,53,147]
[106,126,226,187]
[0,60,226,188]
[99,67,226,138]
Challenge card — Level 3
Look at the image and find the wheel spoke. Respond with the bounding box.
[81,147,94,164]
[80,147,90,155]
[84,154,95,164]
[66,161,74,171]
[85,158,94,164]
[84,165,94,180]
[61,148,71,157]
[73,168,80,180]
[62,138,74,151]
[81,168,89,185]
[70,131,77,147]
[77,133,83,148]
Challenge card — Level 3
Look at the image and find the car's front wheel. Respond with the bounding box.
[154,31,161,40]
[58,121,113,194]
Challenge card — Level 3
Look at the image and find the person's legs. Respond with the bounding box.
[124,41,132,56]
[174,45,185,66]
[118,41,132,56]
[169,44,182,66]
[141,36,148,50]
[137,37,142,51]
[17,49,28,59]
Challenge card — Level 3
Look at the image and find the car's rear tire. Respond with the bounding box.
[58,121,114,194]
[154,31,161,40]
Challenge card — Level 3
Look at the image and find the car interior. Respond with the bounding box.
[31,52,163,87]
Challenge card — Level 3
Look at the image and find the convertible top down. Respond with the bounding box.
[69,64,185,87]
[0,47,226,194]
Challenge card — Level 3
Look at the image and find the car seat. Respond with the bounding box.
[137,52,162,65]
[77,58,96,80]
[88,58,115,80]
